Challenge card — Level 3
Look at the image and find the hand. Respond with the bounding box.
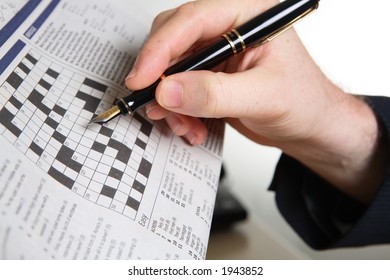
[125,0,388,203]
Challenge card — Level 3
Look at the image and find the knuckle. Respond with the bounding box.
[175,1,198,17]
[152,10,171,28]
[175,1,210,28]
[205,73,232,117]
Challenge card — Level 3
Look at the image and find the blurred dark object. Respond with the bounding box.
[211,165,248,231]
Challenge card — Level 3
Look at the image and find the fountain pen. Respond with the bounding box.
[90,0,320,124]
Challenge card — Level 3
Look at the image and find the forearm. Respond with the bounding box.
[270,95,390,249]
[279,89,390,204]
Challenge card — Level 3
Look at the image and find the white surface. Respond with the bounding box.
[146,0,390,259]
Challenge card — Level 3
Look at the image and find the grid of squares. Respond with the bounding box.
[0,49,162,219]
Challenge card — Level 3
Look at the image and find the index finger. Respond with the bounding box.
[125,0,277,90]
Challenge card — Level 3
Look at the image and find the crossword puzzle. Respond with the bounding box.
[0,49,162,219]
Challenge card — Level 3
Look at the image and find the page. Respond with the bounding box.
[0,0,29,29]
[0,0,52,52]
[0,0,224,260]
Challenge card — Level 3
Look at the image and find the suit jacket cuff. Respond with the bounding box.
[269,95,390,249]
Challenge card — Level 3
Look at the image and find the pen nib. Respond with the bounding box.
[89,105,121,124]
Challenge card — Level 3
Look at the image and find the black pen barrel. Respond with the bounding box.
[164,39,233,75]
[118,39,234,114]
[237,0,319,47]
[164,0,320,75]
[118,0,319,115]
[118,79,161,113]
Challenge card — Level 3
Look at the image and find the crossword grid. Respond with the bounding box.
[0,49,162,219]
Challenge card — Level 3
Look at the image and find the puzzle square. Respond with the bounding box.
[0,51,162,221]
[109,201,125,214]
[97,194,113,208]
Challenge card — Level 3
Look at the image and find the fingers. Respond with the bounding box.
[145,101,168,119]
[154,64,274,119]
[146,102,208,145]
[149,8,176,36]
[125,0,276,90]
[165,114,208,145]
[125,0,282,145]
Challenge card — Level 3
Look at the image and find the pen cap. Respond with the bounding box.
[236,0,319,48]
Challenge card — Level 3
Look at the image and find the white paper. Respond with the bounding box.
[0,0,224,260]
[0,0,29,29]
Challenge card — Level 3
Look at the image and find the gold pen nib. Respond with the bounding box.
[89,105,121,124]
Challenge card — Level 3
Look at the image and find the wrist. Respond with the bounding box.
[281,92,389,203]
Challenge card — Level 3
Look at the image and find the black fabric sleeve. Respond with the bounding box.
[269,96,390,250]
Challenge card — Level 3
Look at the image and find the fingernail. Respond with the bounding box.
[184,131,197,145]
[159,79,183,108]
[145,102,158,115]
[125,56,139,80]
[126,68,136,80]
[165,115,183,134]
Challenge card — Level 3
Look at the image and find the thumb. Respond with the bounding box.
[155,70,264,118]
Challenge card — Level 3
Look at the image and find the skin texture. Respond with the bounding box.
[125,0,389,204]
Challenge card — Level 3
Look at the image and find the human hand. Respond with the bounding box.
[125,0,387,203]
[125,0,337,147]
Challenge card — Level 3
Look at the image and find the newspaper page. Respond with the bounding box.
[0,0,29,29]
[0,0,224,260]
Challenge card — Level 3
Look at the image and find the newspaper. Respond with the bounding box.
[0,0,224,260]
[0,0,29,29]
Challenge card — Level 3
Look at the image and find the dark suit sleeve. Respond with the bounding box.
[269,96,390,250]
